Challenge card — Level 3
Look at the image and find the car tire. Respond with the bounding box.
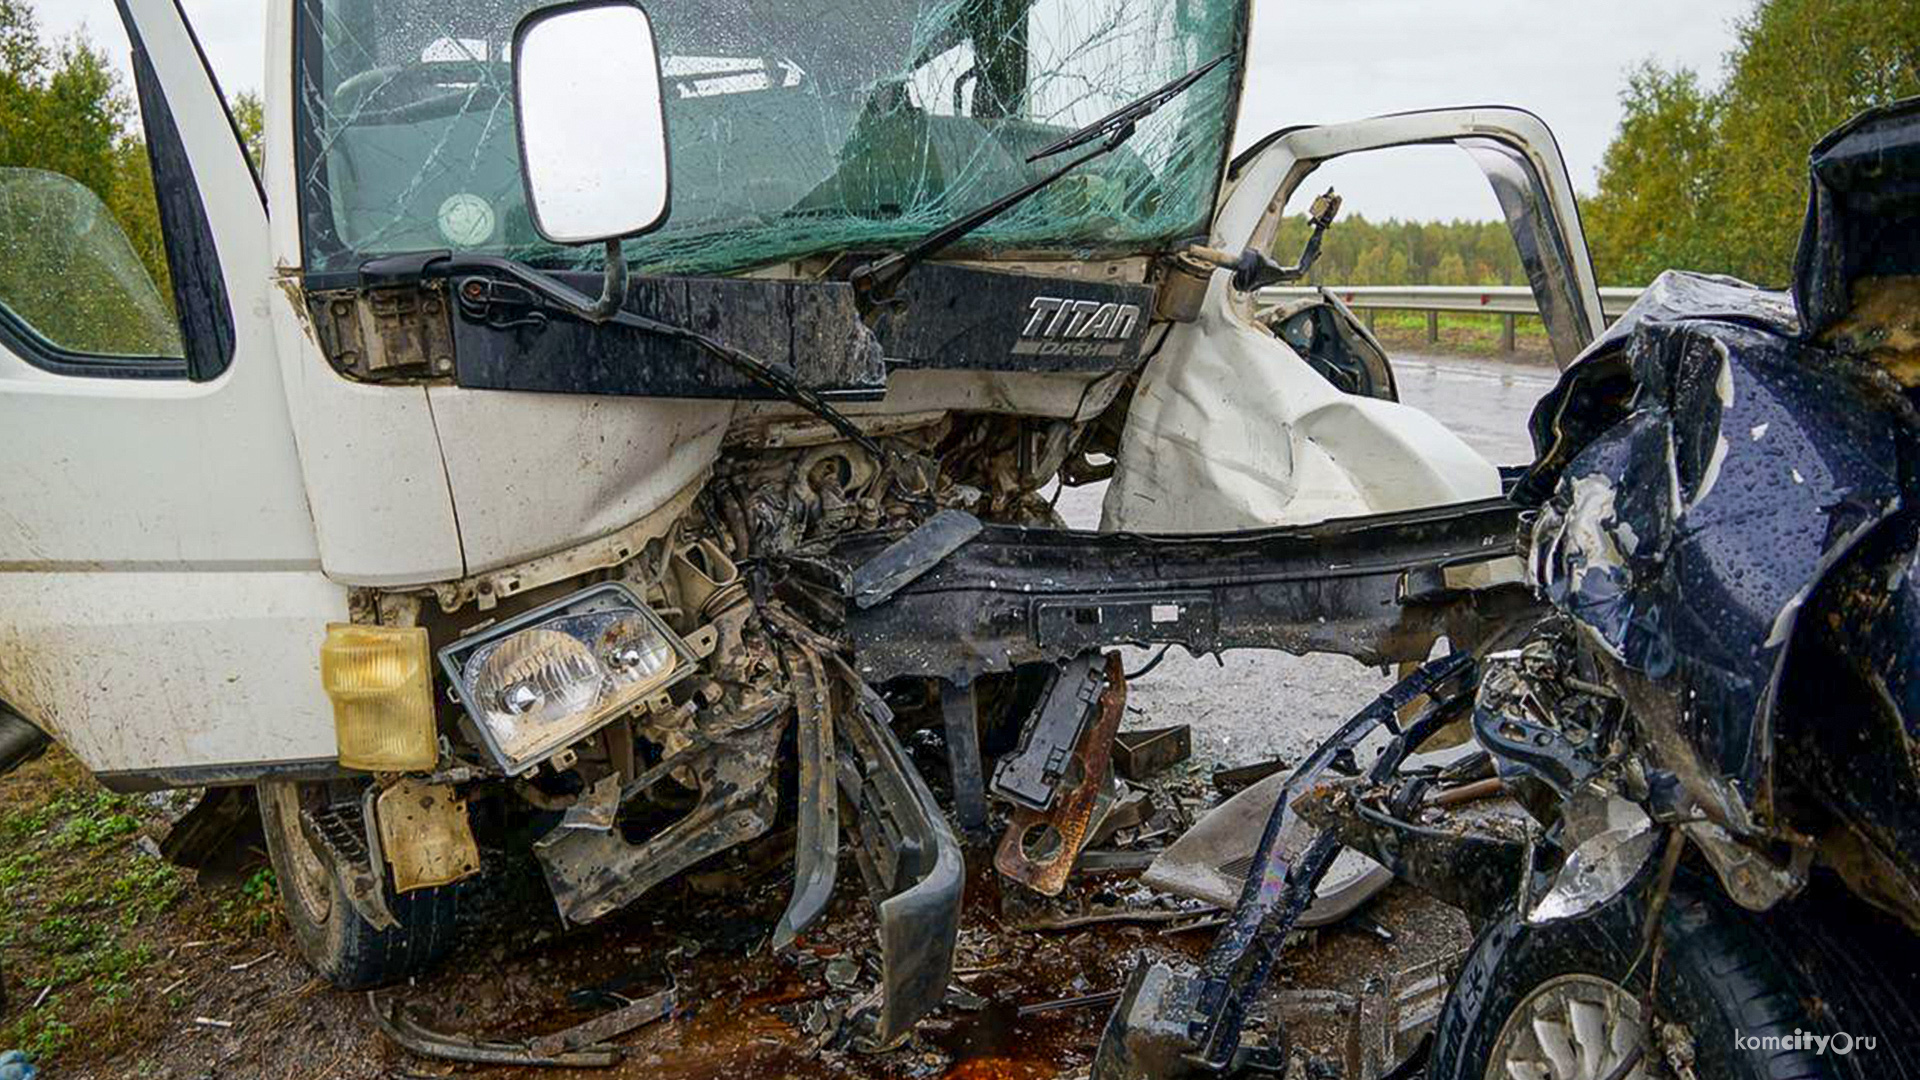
[1430,874,1839,1080]
[257,780,459,990]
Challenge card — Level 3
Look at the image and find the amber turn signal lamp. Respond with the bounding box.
[321,623,438,772]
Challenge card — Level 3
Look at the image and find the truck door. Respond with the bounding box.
[1222,108,1606,367]
[0,0,344,788]
[1105,107,1605,533]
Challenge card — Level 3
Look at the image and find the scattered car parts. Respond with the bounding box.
[1091,652,1477,1080]
[1145,768,1394,925]
[367,983,674,1068]
[994,653,1128,896]
[1113,725,1193,783]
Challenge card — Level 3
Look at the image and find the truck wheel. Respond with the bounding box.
[1430,877,1838,1080]
[257,781,459,989]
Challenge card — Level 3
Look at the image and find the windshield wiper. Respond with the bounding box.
[364,250,888,458]
[845,52,1234,311]
[1024,52,1233,163]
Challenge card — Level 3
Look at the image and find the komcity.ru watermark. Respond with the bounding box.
[1734,1030,1877,1055]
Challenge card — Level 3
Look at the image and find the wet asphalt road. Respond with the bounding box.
[1054,353,1559,768]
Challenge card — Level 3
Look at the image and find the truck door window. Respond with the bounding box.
[0,168,184,364]
[0,0,230,380]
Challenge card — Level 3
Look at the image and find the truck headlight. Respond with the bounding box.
[439,583,695,775]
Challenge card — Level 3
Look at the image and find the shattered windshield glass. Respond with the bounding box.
[294,0,1244,277]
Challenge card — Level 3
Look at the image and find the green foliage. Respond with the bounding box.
[232,90,264,172]
[52,802,141,848]
[1586,0,1920,286]
[3,787,130,843]
[7,1016,74,1061]
[1,775,167,1066]
[1279,0,1920,290]
[106,859,185,922]
[1582,65,1723,286]
[215,865,281,936]
[1272,212,1527,287]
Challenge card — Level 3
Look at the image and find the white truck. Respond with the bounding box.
[0,0,1603,1056]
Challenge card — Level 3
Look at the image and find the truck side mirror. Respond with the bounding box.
[512,0,671,247]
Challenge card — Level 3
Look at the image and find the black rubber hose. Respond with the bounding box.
[1124,645,1171,681]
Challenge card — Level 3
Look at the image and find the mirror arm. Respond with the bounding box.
[584,239,628,323]
[1184,188,1343,292]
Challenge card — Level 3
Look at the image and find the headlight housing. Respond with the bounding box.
[438,582,696,775]
[322,623,438,772]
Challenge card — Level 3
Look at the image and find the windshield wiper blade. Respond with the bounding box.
[369,251,889,459]
[1025,52,1233,163]
[847,51,1234,311]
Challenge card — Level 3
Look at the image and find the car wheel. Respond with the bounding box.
[257,780,459,989]
[1430,875,1840,1080]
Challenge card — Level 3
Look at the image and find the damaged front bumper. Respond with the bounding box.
[831,496,1532,684]
[428,478,1533,1060]
[529,622,967,1050]
[832,662,966,1051]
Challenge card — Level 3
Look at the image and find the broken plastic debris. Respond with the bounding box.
[825,958,861,989]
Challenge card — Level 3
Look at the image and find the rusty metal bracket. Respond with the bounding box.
[368,991,622,1068]
[772,642,840,951]
[535,703,788,925]
[308,284,455,382]
[995,652,1128,896]
[375,778,481,894]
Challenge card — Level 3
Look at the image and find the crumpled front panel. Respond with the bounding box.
[1525,271,1908,824]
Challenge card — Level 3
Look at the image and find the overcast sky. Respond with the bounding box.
[42,0,1752,221]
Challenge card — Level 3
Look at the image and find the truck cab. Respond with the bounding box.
[0,0,1602,1046]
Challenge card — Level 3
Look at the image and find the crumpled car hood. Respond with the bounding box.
[1516,271,1912,831]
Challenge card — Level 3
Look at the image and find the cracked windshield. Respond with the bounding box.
[296,0,1242,276]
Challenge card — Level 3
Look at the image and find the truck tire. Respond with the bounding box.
[0,707,49,779]
[257,780,459,989]
[1430,876,1839,1080]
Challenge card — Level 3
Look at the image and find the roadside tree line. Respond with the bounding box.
[1277,0,1920,290]
[0,0,261,307]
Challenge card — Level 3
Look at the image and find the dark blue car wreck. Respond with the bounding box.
[1098,97,1920,1080]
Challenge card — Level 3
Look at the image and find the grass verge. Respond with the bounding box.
[1,749,280,1069]
[1365,309,1554,361]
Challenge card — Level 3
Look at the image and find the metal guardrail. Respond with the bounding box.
[1254,284,1644,352]
[1256,284,1643,318]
